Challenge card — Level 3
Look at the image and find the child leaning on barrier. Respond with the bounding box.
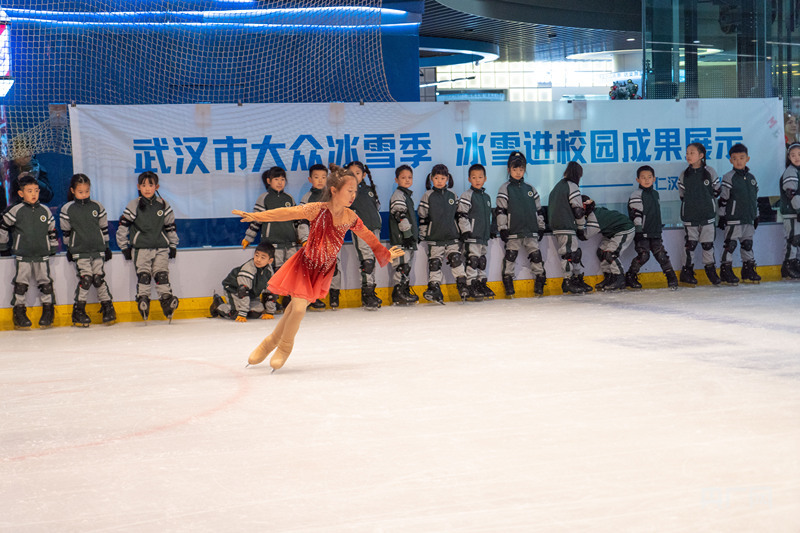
[581,196,634,292]
[495,151,547,298]
[718,143,761,285]
[625,165,679,290]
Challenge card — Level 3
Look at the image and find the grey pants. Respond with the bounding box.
[391,248,416,285]
[783,218,800,261]
[74,257,112,303]
[598,230,634,274]
[427,243,466,284]
[330,254,342,291]
[353,229,380,287]
[503,237,544,278]
[721,224,755,263]
[273,246,297,271]
[684,224,716,266]
[134,248,172,299]
[555,233,583,275]
[464,243,488,282]
[12,259,54,306]
[218,289,268,318]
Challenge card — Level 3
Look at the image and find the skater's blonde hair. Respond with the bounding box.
[322,163,357,201]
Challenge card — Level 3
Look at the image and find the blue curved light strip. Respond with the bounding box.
[4,7,416,26]
[419,36,499,66]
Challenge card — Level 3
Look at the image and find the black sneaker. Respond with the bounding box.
[72,301,91,327]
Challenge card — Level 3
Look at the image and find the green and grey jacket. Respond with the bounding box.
[222,258,273,315]
[779,165,800,218]
[628,185,664,238]
[418,187,459,245]
[548,178,585,234]
[244,189,297,247]
[297,187,324,243]
[116,195,179,251]
[457,186,492,245]
[350,181,382,231]
[389,186,418,248]
[719,167,758,225]
[585,206,635,239]
[60,198,109,259]
[496,178,545,239]
[0,201,57,260]
[678,165,719,226]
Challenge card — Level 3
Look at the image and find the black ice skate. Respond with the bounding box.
[423,282,445,304]
[680,264,698,286]
[594,272,611,291]
[704,264,722,286]
[740,261,761,283]
[781,259,800,280]
[209,293,225,318]
[137,296,151,322]
[664,268,679,290]
[403,282,419,303]
[100,301,117,324]
[605,273,627,291]
[478,279,495,299]
[533,274,546,296]
[13,305,32,330]
[468,280,484,302]
[308,299,326,311]
[39,303,55,329]
[72,301,91,327]
[625,271,643,290]
[455,276,469,302]
[502,275,515,298]
[578,274,593,293]
[718,263,739,285]
[361,285,381,310]
[160,294,179,322]
[392,284,417,306]
[563,275,586,295]
[328,288,340,309]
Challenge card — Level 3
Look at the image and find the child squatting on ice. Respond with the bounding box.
[233,164,405,372]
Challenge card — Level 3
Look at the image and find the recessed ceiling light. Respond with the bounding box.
[626,38,635,42]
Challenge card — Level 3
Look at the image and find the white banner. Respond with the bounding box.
[69,99,785,220]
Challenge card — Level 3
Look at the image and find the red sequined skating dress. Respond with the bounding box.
[267,203,391,301]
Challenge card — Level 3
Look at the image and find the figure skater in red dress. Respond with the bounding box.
[233,164,404,371]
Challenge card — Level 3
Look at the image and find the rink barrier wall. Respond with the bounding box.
[0,224,790,330]
[0,266,786,331]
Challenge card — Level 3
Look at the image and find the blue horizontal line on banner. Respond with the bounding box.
[581,183,634,188]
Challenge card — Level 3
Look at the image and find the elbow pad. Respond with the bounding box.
[628,207,642,221]
[392,211,407,224]
[571,206,585,220]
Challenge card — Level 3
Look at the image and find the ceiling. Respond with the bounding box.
[419,0,642,63]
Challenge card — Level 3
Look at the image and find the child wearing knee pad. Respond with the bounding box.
[116,171,179,321]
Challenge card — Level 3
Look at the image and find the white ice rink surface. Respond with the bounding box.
[2,284,800,532]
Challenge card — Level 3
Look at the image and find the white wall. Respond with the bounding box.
[0,223,787,307]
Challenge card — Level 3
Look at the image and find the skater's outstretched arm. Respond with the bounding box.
[351,216,404,265]
[234,203,320,223]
